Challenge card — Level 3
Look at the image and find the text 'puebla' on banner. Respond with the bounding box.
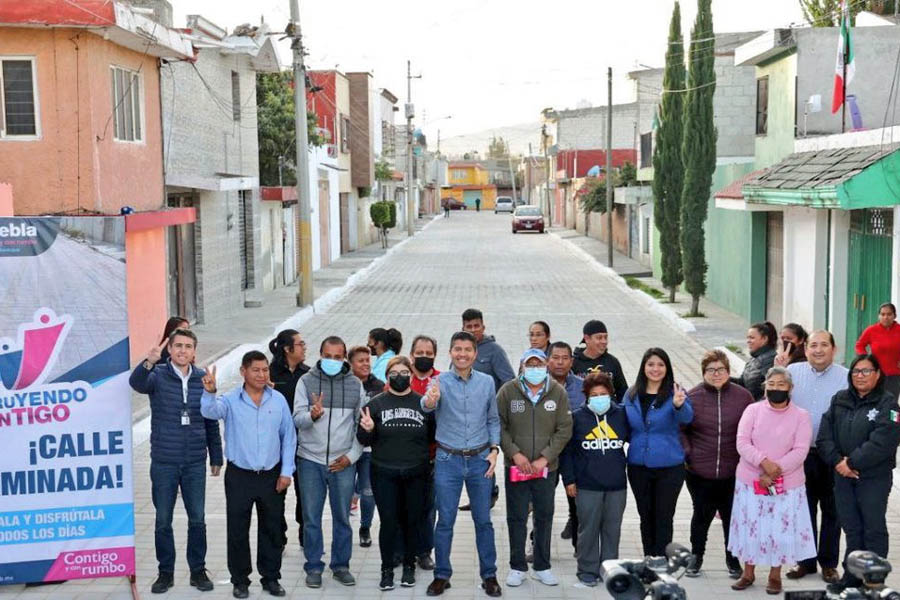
[0,217,134,585]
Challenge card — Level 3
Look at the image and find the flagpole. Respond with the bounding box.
[841,4,847,133]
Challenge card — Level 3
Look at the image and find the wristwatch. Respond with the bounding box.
[489,446,500,454]
[143,360,154,370]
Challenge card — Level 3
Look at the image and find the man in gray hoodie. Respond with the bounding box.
[461,308,515,510]
[294,336,366,589]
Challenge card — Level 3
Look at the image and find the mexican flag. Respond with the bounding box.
[831,1,855,114]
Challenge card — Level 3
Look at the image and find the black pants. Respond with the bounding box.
[225,463,286,586]
[371,464,428,571]
[799,452,840,571]
[627,464,684,557]
[280,470,303,548]
[505,469,556,572]
[834,474,892,585]
[684,471,737,563]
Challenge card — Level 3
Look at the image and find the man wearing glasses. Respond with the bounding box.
[785,331,848,585]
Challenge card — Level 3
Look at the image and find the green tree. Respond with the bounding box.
[487,136,509,158]
[375,159,394,182]
[257,71,324,186]
[652,2,686,303]
[680,0,717,316]
[799,0,880,26]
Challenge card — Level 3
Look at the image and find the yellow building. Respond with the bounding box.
[445,163,497,209]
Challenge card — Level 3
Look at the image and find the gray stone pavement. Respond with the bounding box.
[548,228,750,355]
[5,211,900,599]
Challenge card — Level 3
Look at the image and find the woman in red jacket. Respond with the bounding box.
[681,350,754,579]
[855,303,900,400]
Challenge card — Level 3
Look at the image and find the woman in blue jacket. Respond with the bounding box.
[624,347,693,557]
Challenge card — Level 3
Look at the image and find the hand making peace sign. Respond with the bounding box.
[202,365,217,394]
[359,406,375,432]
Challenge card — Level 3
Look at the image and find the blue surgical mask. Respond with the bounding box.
[320,358,343,377]
[587,394,611,415]
[522,367,548,386]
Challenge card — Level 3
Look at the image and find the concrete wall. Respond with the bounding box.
[554,103,638,151]
[713,54,757,158]
[0,29,164,215]
[796,27,900,137]
[126,228,167,363]
[161,48,260,179]
[782,206,829,328]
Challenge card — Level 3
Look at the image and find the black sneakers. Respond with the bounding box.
[401,565,416,587]
[359,526,372,547]
[380,569,395,591]
[190,570,214,592]
[151,572,174,594]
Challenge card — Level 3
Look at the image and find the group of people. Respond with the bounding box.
[128,303,900,598]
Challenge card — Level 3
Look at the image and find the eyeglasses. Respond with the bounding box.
[851,368,877,377]
[704,367,729,375]
[389,370,412,378]
[292,341,307,348]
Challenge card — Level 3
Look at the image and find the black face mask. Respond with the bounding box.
[388,374,410,393]
[414,356,435,373]
[767,389,790,405]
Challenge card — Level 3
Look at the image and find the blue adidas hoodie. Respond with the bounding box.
[560,404,630,492]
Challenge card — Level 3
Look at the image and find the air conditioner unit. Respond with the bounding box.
[326,144,337,158]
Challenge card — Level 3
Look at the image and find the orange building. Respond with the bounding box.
[446,163,497,209]
[0,1,195,361]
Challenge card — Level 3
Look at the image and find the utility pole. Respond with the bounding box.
[527,142,532,204]
[507,153,518,203]
[606,67,613,268]
[289,0,313,306]
[542,124,552,226]
[405,60,420,237]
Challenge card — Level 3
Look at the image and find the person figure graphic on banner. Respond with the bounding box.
[129,328,222,594]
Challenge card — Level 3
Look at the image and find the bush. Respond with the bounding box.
[370,201,396,229]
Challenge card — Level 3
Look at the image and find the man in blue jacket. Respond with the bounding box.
[130,329,222,594]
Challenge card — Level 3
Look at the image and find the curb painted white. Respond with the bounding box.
[132,214,444,448]
[716,345,747,374]
[550,231,697,335]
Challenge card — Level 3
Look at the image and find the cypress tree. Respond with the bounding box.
[680,0,717,316]
[652,2,686,303]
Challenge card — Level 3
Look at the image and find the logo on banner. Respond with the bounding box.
[0,309,71,391]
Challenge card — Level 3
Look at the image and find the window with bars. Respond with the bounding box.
[756,77,768,136]
[1,58,38,138]
[850,208,894,237]
[231,71,241,122]
[110,66,143,142]
[640,132,652,168]
[340,114,350,153]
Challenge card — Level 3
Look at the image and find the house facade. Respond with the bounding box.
[445,163,497,209]
[0,0,195,360]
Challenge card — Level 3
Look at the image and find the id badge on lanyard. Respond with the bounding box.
[181,379,190,426]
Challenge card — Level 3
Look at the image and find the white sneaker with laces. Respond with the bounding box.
[532,569,559,586]
[506,570,527,587]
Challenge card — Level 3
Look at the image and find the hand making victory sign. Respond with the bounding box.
[309,392,324,420]
[202,365,217,394]
[424,378,440,409]
[146,338,168,366]
[359,406,375,432]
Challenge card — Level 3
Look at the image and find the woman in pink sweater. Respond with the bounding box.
[729,366,816,595]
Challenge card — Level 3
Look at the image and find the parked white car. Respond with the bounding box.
[495,196,514,213]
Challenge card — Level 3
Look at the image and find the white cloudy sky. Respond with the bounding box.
[171,0,808,145]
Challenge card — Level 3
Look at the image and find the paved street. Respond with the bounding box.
[4,211,900,599]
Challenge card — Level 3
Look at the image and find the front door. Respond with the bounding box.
[765,211,784,325]
[463,189,480,209]
[845,208,894,361]
[166,194,197,322]
[339,193,350,255]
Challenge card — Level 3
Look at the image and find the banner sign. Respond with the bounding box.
[0,217,134,585]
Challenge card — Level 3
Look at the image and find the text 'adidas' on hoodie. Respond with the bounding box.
[560,404,630,491]
[293,361,366,466]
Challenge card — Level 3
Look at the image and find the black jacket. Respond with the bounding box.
[270,358,309,413]
[129,360,223,466]
[817,385,900,479]
[732,346,776,401]
[559,405,630,492]
[571,347,628,402]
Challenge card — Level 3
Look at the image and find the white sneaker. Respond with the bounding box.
[532,569,559,586]
[506,569,527,587]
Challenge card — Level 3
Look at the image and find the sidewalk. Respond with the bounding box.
[130,217,431,422]
[549,227,750,355]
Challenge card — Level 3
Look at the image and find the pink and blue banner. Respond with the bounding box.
[0,217,134,585]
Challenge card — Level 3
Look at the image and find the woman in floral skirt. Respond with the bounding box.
[729,366,816,595]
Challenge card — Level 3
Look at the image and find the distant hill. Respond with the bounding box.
[438,122,542,158]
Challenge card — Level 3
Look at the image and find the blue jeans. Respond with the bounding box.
[433,448,497,579]
[299,458,356,573]
[356,452,376,528]
[150,460,208,573]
